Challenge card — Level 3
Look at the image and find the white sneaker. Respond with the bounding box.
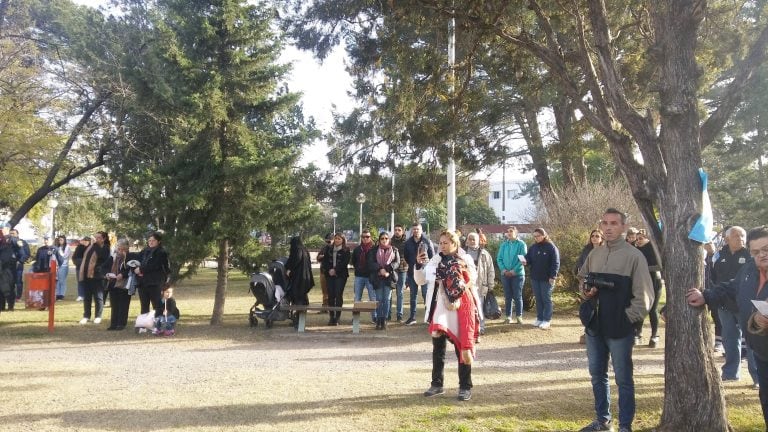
[93,317,102,324]
[76,296,83,302]
[137,328,147,334]
[538,321,551,329]
[533,320,542,327]
[505,316,513,324]
[515,316,524,324]
[78,318,88,325]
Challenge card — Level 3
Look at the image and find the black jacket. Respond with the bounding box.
[155,297,180,319]
[404,236,434,277]
[352,244,374,277]
[32,245,60,273]
[322,247,350,279]
[138,246,170,287]
[367,246,400,289]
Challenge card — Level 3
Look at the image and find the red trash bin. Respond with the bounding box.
[24,272,51,310]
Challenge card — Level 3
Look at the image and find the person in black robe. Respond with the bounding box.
[285,236,314,306]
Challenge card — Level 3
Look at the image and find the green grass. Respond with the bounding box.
[1,268,766,431]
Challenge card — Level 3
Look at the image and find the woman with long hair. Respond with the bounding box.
[633,229,662,347]
[368,231,400,330]
[78,231,111,325]
[135,231,170,314]
[523,228,560,330]
[322,232,350,325]
[416,230,480,402]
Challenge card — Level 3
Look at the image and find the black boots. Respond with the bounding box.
[375,317,387,330]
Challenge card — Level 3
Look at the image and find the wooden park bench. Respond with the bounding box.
[282,301,378,334]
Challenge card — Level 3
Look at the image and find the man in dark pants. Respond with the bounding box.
[8,229,29,302]
[711,226,754,383]
[578,209,653,432]
[389,224,409,322]
[688,226,768,431]
[403,223,434,325]
[0,223,22,312]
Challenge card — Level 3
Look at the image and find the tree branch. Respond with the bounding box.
[700,22,768,148]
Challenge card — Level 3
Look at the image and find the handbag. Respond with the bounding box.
[134,312,156,329]
[483,291,502,320]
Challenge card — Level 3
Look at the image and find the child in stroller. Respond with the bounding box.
[248,258,294,327]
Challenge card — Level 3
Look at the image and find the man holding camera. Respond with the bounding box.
[577,208,653,432]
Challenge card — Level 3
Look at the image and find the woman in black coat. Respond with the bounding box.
[321,232,350,325]
[285,236,314,306]
[367,231,400,330]
[135,231,170,314]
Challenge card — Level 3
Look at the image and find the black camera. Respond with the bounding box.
[584,272,615,290]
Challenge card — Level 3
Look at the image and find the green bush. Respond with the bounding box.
[303,234,326,250]
[529,180,641,294]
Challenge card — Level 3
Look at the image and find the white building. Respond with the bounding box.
[487,180,536,224]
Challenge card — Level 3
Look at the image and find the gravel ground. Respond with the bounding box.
[0,308,673,432]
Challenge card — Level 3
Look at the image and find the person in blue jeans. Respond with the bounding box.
[523,228,560,329]
[688,226,768,429]
[403,223,434,325]
[578,208,653,432]
[352,229,376,321]
[389,224,409,322]
[8,229,29,303]
[368,231,400,330]
[711,226,755,382]
[496,226,527,324]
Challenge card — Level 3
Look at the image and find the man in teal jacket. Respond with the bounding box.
[496,226,527,324]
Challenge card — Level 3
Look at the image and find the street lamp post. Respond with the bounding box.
[355,193,366,240]
[332,212,338,234]
[49,200,58,238]
[49,199,58,238]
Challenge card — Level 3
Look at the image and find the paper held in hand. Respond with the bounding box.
[751,300,768,317]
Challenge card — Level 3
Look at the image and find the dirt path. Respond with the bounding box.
[0,310,673,432]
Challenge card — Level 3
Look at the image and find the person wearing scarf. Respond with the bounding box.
[78,231,111,325]
[415,230,481,402]
[367,231,400,330]
[322,233,351,325]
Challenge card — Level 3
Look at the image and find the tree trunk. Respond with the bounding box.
[210,238,229,325]
[552,94,577,189]
[653,2,729,430]
[514,104,555,200]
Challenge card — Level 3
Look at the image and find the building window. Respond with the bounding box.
[492,191,500,199]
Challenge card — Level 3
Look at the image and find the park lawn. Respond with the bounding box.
[0,268,764,431]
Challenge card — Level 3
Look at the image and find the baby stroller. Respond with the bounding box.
[248,257,294,328]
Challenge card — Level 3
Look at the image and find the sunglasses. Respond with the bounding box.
[362,235,371,238]
[591,234,602,238]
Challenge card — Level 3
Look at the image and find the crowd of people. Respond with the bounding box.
[0,225,177,336]
[4,208,768,431]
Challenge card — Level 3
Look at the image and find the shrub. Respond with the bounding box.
[303,235,326,250]
[529,180,641,292]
